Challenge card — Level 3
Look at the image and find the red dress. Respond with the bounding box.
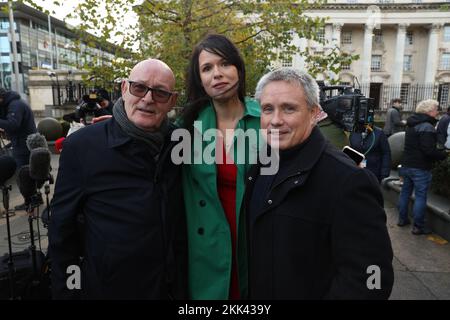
[216,139,240,300]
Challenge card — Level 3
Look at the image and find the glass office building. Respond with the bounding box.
[0,2,115,96]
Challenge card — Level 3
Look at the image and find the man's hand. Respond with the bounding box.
[92,115,112,124]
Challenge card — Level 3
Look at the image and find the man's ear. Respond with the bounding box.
[121,80,128,97]
[169,93,178,110]
[310,105,321,125]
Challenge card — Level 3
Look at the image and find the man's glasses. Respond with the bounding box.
[127,80,174,103]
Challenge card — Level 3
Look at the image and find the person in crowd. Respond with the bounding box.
[445,122,450,150]
[317,109,349,150]
[349,124,392,182]
[49,59,187,299]
[180,34,260,299]
[0,87,37,211]
[383,98,405,137]
[96,88,114,115]
[436,106,450,148]
[397,99,448,234]
[246,67,394,299]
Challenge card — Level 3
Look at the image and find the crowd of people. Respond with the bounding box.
[1,33,450,300]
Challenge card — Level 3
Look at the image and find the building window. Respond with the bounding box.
[400,84,410,105]
[444,26,450,42]
[317,27,325,43]
[281,58,292,67]
[441,53,450,70]
[373,29,383,44]
[438,84,449,110]
[371,55,382,71]
[403,55,412,72]
[341,31,352,44]
[340,82,351,86]
[341,62,351,70]
[405,31,413,45]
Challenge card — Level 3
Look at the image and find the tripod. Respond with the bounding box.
[26,192,44,282]
[1,183,16,299]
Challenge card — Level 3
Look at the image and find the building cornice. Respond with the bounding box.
[307,2,449,11]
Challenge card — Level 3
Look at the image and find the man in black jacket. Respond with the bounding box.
[398,99,447,234]
[245,67,393,299]
[0,88,37,210]
[436,106,450,148]
[49,59,187,299]
[0,88,37,166]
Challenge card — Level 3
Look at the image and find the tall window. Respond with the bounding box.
[400,84,410,105]
[444,26,450,42]
[371,55,382,71]
[403,55,412,72]
[438,84,449,110]
[405,31,413,45]
[373,29,383,44]
[441,53,450,70]
[341,31,352,44]
[317,27,325,43]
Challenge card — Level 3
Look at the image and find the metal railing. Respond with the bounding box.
[51,83,121,106]
[354,83,449,111]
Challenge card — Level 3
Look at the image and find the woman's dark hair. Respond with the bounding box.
[181,34,246,130]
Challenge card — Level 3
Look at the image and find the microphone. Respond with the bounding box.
[26,133,48,151]
[16,165,36,205]
[29,147,51,184]
[211,81,239,99]
[0,155,16,185]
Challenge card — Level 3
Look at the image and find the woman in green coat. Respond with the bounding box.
[181,34,260,299]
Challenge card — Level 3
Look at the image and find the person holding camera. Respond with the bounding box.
[349,124,391,183]
[245,67,393,299]
[63,90,112,126]
[95,88,114,115]
[49,59,187,299]
[0,87,37,211]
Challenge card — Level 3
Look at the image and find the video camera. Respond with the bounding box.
[78,90,103,125]
[318,82,374,133]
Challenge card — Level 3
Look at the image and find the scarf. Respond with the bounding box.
[113,98,169,158]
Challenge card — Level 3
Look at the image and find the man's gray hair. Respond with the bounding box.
[415,99,439,114]
[254,67,320,109]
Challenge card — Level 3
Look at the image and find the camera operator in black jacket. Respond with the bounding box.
[0,88,37,210]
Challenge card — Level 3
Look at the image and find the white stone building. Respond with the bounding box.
[283,0,450,111]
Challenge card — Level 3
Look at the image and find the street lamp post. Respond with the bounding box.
[66,70,75,104]
[47,71,61,106]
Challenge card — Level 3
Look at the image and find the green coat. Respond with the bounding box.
[182,98,260,299]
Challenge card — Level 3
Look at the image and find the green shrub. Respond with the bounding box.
[431,157,450,198]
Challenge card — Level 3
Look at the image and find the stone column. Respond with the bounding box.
[362,24,374,86]
[392,23,408,99]
[392,24,408,85]
[424,23,442,84]
[332,23,343,48]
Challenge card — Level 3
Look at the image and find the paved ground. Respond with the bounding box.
[1,153,449,299]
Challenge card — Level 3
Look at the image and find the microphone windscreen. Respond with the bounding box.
[26,133,48,151]
[0,155,17,184]
[29,148,51,182]
[16,165,36,204]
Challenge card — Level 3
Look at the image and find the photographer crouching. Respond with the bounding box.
[63,89,112,127]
